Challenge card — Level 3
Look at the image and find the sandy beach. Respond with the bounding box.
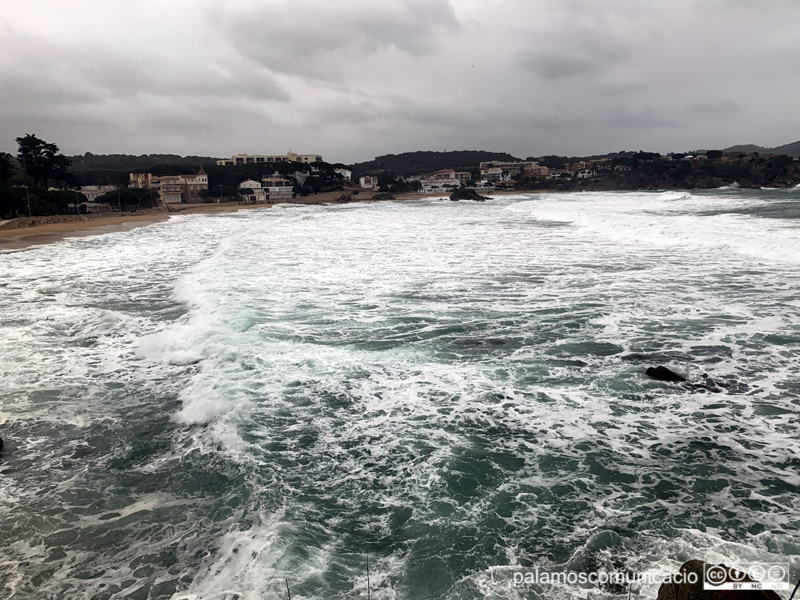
[0,188,547,251]
[0,201,298,250]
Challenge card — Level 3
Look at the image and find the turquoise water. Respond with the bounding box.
[0,190,799,599]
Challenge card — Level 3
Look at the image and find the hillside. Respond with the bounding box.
[771,140,800,157]
[351,150,521,177]
[723,139,800,157]
[68,153,220,172]
[722,144,768,153]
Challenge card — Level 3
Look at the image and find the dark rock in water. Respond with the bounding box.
[646,365,687,382]
[656,559,781,600]
[0,436,3,453]
[688,382,723,393]
[450,188,491,202]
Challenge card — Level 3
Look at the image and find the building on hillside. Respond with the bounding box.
[359,176,379,190]
[567,161,591,171]
[432,169,471,184]
[129,167,208,204]
[239,179,266,203]
[547,170,575,180]
[262,177,294,200]
[80,185,118,202]
[523,164,549,179]
[417,169,471,193]
[129,173,153,189]
[334,168,352,181]
[480,168,512,183]
[589,158,611,170]
[576,169,596,179]
[293,171,309,186]
[217,152,323,166]
[479,161,537,181]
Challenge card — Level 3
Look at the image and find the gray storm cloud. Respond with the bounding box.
[0,0,798,162]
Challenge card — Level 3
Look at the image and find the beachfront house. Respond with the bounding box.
[129,167,208,204]
[262,177,294,200]
[334,168,352,181]
[359,176,379,190]
[79,185,118,202]
[239,179,266,203]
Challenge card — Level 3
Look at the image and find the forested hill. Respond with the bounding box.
[772,140,800,157]
[351,150,521,177]
[723,139,800,157]
[67,153,220,172]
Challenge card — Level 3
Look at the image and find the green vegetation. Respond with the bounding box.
[1,135,86,218]
[351,150,521,177]
[531,151,800,191]
[724,139,800,157]
[68,153,221,172]
[95,188,157,211]
[376,172,421,194]
[0,152,15,184]
[199,185,243,202]
[16,134,72,188]
[4,136,800,219]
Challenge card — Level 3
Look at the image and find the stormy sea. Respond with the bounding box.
[1,189,798,600]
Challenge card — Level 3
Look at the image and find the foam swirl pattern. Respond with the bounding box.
[0,190,798,599]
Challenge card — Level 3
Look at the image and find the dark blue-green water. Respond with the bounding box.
[0,190,799,599]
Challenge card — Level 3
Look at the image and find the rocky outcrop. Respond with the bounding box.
[646,366,735,393]
[656,560,782,600]
[450,188,490,202]
[646,365,687,382]
[0,436,3,453]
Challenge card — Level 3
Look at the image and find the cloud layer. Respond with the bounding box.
[1,0,799,162]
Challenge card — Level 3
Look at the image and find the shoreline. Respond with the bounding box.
[0,202,276,251]
[0,189,552,251]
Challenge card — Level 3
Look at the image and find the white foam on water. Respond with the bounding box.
[506,190,800,264]
[2,193,800,599]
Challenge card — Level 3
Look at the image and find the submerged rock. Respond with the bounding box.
[450,188,490,202]
[646,365,687,382]
[656,559,782,599]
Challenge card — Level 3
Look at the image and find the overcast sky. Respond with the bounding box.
[1,0,799,163]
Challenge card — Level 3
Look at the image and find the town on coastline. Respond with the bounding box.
[2,133,800,221]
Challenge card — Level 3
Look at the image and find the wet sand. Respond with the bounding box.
[0,203,276,251]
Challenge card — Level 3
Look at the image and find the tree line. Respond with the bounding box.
[1,134,89,217]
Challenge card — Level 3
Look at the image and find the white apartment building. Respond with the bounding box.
[217,152,323,166]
